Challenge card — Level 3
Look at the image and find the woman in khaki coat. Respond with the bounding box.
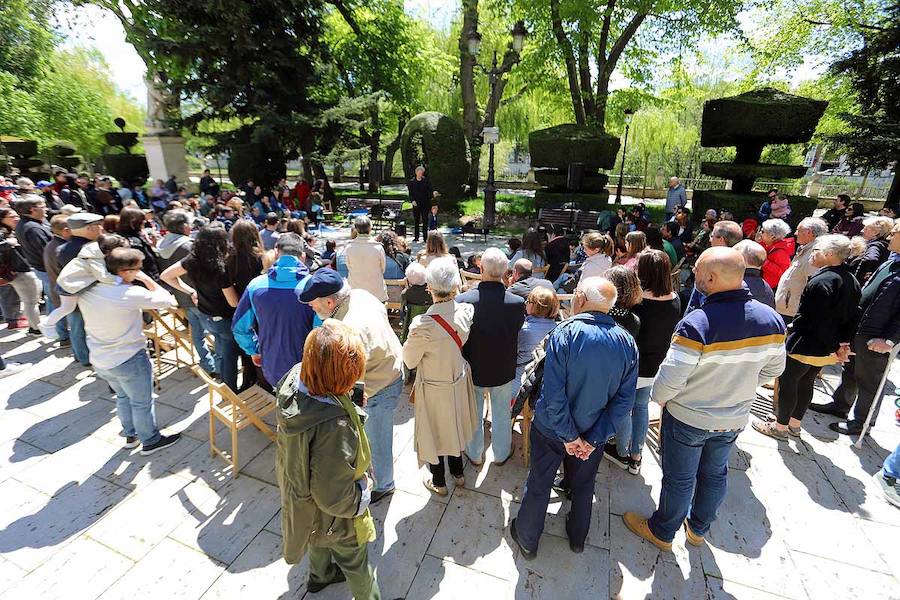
[403,256,478,496]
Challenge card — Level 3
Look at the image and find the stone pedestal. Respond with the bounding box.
[143,135,189,183]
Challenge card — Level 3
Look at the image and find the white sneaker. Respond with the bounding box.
[0,362,31,379]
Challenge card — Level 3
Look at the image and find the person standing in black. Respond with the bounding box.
[199,169,220,198]
[407,166,434,242]
[545,225,570,282]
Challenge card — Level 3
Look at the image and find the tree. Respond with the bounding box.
[0,0,55,85]
[826,3,899,206]
[514,0,745,129]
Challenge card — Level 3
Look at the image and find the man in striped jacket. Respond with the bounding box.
[624,247,786,551]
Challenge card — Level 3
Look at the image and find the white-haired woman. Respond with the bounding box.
[753,235,860,439]
[853,216,894,284]
[402,257,478,496]
[758,218,794,290]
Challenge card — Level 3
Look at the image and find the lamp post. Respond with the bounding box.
[615,108,635,204]
[466,21,527,228]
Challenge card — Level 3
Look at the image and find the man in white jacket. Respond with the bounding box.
[342,215,388,302]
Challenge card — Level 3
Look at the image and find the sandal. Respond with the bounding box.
[752,420,789,441]
[765,414,801,437]
[422,478,448,496]
[453,475,465,488]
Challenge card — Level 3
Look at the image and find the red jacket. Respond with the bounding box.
[294,181,311,212]
[762,237,795,290]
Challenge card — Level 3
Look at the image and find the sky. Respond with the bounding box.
[54,1,826,108]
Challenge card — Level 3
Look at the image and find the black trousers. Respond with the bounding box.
[775,356,819,425]
[428,455,464,487]
[833,334,891,425]
[412,204,427,241]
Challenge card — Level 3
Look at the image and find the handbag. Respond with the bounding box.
[409,313,463,405]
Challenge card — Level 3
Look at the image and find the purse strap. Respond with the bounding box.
[430,314,463,350]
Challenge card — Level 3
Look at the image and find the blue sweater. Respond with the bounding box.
[232,255,315,386]
[533,312,638,448]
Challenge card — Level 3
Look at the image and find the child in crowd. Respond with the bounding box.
[320,239,336,267]
[448,246,465,270]
[507,237,521,259]
[400,262,432,342]
[769,193,791,219]
[464,252,482,274]
[428,204,439,231]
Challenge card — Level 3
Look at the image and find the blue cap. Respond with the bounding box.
[297,268,344,302]
[36,180,52,189]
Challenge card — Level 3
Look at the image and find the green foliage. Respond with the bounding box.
[399,112,470,202]
[528,124,620,170]
[0,0,55,84]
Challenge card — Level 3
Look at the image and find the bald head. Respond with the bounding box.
[695,247,746,296]
[574,276,618,314]
[512,258,533,282]
[733,240,766,268]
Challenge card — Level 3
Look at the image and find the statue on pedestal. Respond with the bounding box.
[145,73,179,137]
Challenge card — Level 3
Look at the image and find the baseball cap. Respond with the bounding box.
[297,268,344,303]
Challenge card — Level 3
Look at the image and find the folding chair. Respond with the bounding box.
[192,366,277,477]
[144,308,196,390]
[515,402,533,467]
[460,269,482,290]
[556,294,575,319]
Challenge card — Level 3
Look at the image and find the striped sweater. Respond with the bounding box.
[651,288,786,431]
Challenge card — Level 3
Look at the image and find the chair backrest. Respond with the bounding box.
[460,269,482,282]
[192,365,230,396]
[556,293,575,319]
[384,278,407,310]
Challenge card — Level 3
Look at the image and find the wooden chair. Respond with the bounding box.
[144,308,196,390]
[384,278,407,311]
[556,293,575,319]
[515,402,533,467]
[532,265,550,277]
[192,366,277,477]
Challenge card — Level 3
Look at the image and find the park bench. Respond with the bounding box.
[574,210,603,233]
[537,207,577,233]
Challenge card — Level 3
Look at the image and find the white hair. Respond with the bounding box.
[816,234,852,261]
[863,216,895,238]
[577,276,617,309]
[425,257,461,297]
[405,261,427,286]
[480,247,508,278]
[415,166,425,174]
[322,282,352,306]
[761,218,791,240]
[797,217,828,237]
[353,215,371,234]
[734,239,766,268]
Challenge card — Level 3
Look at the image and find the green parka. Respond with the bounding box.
[275,365,375,564]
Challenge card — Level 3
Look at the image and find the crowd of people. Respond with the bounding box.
[1,168,899,598]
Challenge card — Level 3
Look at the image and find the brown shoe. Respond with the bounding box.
[423,478,448,496]
[453,475,465,488]
[752,419,789,441]
[623,512,672,552]
[683,519,705,547]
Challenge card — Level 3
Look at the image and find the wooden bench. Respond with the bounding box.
[537,208,576,232]
[574,211,603,233]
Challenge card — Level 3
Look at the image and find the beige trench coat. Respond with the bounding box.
[402,299,478,466]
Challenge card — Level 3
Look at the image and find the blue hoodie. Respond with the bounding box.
[232,255,315,386]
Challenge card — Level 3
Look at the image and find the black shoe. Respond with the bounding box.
[603,443,629,470]
[27,327,41,335]
[141,433,181,456]
[124,435,140,449]
[566,514,584,553]
[307,570,346,593]
[509,518,536,560]
[552,474,571,500]
[58,339,71,348]
[809,402,849,418]
[828,421,863,436]
[370,487,395,505]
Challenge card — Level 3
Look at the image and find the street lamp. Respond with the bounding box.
[469,21,528,227]
[615,108,635,204]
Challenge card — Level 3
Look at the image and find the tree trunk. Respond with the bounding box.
[312,161,335,203]
[550,0,586,125]
[367,103,381,194]
[460,0,480,196]
[383,113,407,182]
[594,76,609,130]
[887,167,900,208]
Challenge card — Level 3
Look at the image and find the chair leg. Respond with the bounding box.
[231,421,239,478]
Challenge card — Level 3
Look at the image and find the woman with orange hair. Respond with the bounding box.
[274,319,381,599]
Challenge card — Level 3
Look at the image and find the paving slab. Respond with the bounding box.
[790,550,900,600]
[512,533,610,599]
[405,555,512,599]
[0,438,48,484]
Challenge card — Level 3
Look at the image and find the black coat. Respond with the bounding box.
[856,259,900,343]
[406,177,433,209]
[457,281,526,387]
[545,236,570,282]
[786,265,860,357]
[853,238,889,285]
[15,216,51,272]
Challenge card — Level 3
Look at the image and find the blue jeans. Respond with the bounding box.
[94,350,160,446]
[467,379,515,463]
[198,313,238,391]
[516,426,603,551]
[364,376,403,492]
[616,386,651,457]
[67,308,90,365]
[185,306,215,374]
[884,442,900,479]
[648,409,739,542]
[34,270,68,341]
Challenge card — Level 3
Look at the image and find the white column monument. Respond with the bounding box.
[142,75,189,184]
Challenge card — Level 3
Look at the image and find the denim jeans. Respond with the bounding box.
[467,379,515,463]
[884,442,900,479]
[616,385,651,457]
[67,308,90,365]
[198,313,238,391]
[185,306,215,375]
[648,409,739,542]
[94,350,160,446]
[34,270,68,341]
[516,426,603,551]
[364,376,403,492]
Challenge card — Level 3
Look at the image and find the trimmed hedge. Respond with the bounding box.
[529,124,619,170]
[102,154,149,184]
[534,189,610,211]
[399,111,469,203]
[227,142,287,189]
[534,170,609,192]
[691,190,818,230]
[701,88,828,147]
[700,162,808,180]
[104,132,139,150]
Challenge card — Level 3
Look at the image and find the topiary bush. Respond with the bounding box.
[534,189,611,211]
[102,154,149,184]
[228,142,286,190]
[534,170,609,192]
[400,111,470,205]
[529,124,620,170]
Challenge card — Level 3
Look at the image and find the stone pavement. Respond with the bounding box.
[1,323,899,599]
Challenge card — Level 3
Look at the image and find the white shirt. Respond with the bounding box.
[580,253,612,280]
[78,282,176,370]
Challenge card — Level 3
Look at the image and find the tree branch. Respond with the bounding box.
[606,12,646,72]
[802,17,886,31]
[598,0,615,62]
[328,0,363,37]
[550,0,586,125]
[577,30,595,116]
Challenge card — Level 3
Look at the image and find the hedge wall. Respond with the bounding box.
[399,111,469,203]
[529,124,619,170]
[534,189,610,210]
[534,170,609,192]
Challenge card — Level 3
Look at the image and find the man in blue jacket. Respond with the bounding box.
[232,234,315,389]
[510,277,638,559]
